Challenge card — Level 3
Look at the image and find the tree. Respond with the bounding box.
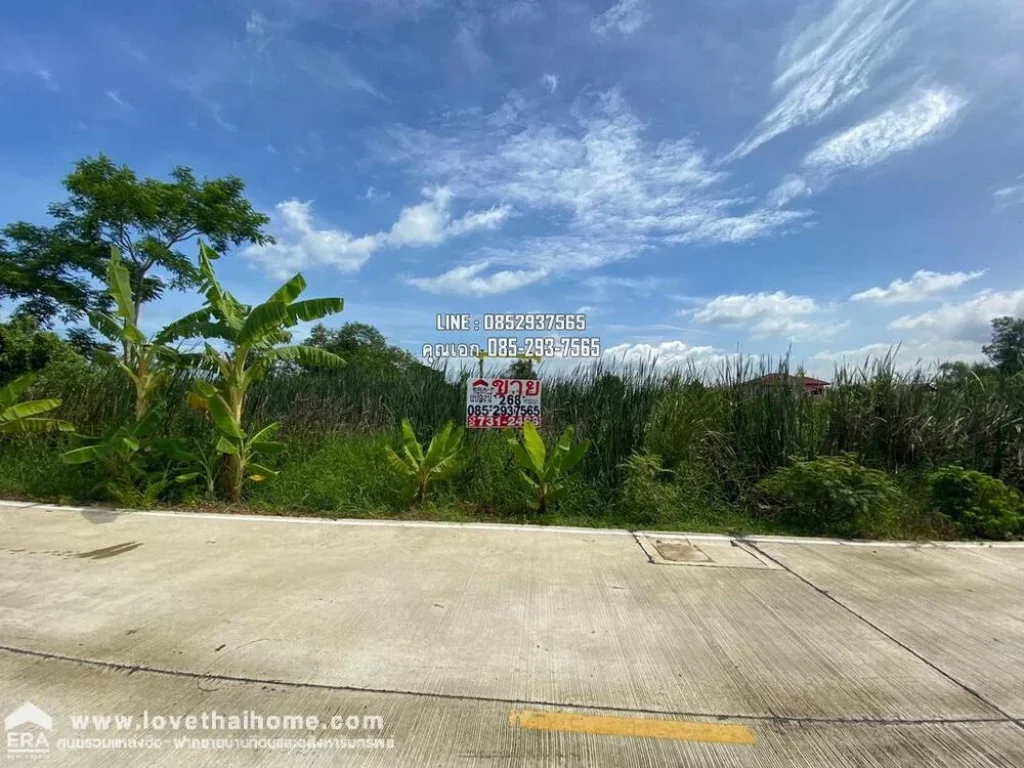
[502,356,539,380]
[305,322,420,372]
[936,360,997,387]
[983,316,1024,375]
[0,315,85,384]
[64,328,115,361]
[0,221,108,326]
[0,154,272,327]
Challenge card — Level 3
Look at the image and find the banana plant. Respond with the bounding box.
[162,436,222,499]
[187,380,285,497]
[61,404,163,466]
[60,404,169,502]
[385,420,466,504]
[88,246,181,418]
[508,422,590,513]
[59,247,185,502]
[0,374,74,434]
[161,243,345,500]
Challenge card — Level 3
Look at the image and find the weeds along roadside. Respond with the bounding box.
[4,350,1023,539]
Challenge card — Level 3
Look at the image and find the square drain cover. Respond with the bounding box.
[636,534,781,569]
[651,540,712,563]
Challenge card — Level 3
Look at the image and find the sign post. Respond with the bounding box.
[466,378,542,429]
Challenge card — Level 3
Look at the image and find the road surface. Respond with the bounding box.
[1,501,1022,766]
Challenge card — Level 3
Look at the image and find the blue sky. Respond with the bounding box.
[2,0,1023,376]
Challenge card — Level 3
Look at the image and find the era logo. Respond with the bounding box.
[5,702,52,758]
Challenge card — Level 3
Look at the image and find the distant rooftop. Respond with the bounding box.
[751,373,831,386]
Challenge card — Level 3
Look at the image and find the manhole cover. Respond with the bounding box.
[651,540,712,563]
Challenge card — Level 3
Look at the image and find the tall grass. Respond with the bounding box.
[11,353,1024,530]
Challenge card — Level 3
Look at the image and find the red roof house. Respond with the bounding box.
[750,373,831,395]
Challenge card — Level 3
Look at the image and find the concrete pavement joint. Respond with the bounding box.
[743,540,1024,734]
[629,530,655,564]
[0,645,1016,728]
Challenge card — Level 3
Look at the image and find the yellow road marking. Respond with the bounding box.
[508,709,755,745]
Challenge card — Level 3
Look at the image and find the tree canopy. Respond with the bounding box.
[983,316,1024,375]
[502,357,539,380]
[0,315,87,384]
[0,221,108,326]
[0,154,272,325]
[305,322,423,373]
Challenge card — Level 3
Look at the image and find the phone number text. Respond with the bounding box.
[483,313,587,331]
[486,337,601,358]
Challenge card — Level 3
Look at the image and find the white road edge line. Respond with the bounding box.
[3,500,1022,547]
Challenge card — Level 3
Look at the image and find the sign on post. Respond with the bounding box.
[466,378,542,429]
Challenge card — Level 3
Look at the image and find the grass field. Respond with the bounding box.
[2,354,1021,539]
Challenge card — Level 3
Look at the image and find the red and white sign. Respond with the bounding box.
[466,378,542,429]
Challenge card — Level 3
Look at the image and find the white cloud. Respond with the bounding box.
[37,68,58,91]
[767,174,812,208]
[994,177,1024,209]
[692,291,845,340]
[106,90,128,108]
[246,190,510,278]
[487,91,528,128]
[889,290,1024,341]
[809,340,985,373]
[245,12,266,40]
[386,187,511,247]
[763,87,966,209]
[455,19,490,76]
[603,340,726,369]
[364,186,390,200]
[850,269,985,304]
[750,318,849,342]
[584,275,663,296]
[245,200,384,278]
[405,261,548,296]
[664,210,809,244]
[803,87,966,171]
[497,0,541,24]
[729,0,916,160]
[541,73,559,94]
[591,0,650,37]
[812,342,900,362]
[694,291,818,326]
[381,88,806,291]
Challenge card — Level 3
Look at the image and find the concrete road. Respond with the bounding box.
[1,501,1022,766]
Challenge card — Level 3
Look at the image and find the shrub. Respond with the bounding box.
[619,451,680,527]
[756,453,902,537]
[927,466,1023,539]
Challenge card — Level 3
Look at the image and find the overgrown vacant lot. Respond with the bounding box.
[1,155,1021,542]
[4,355,1023,540]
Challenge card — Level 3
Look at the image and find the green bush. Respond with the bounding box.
[756,453,902,537]
[927,466,1023,539]
[619,451,681,527]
